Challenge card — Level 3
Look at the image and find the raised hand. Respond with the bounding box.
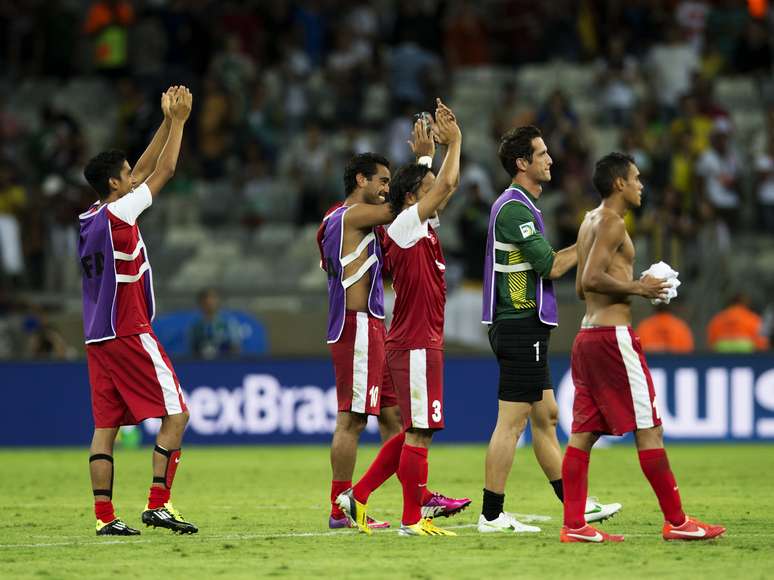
[408,116,435,159]
[161,86,178,119]
[170,86,192,122]
[433,98,461,145]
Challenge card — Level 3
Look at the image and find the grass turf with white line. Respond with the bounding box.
[0,444,770,579]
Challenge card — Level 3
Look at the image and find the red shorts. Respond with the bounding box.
[86,332,187,428]
[385,348,445,430]
[329,311,397,415]
[570,326,661,436]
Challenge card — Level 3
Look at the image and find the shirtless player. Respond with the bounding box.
[560,152,726,543]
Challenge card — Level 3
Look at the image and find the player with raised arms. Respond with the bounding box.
[319,113,469,529]
[79,86,197,535]
[337,99,465,536]
[560,152,726,543]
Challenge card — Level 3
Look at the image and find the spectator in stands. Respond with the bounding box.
[646,24,699,115]
[636,304,695,353]
[733,18,772,76]
[695,118,739,227]
[388,28,442,110]
[457,177,491,282]
[707,293,769,352]
[491,80,536,142]
[754,125,774,233]
[189,288,243,360]
[443,0,490,69]
[536,89,579,159]
[282,120,335,225]
[670,94,713,155]
[83,0,135,77]
[596,34,640,125]
[0,160,26,283]
[22,304,73,359]
[198,76,233,180]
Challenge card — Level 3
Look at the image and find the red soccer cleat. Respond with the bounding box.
[560,524,625,543]
[663,517,726,541]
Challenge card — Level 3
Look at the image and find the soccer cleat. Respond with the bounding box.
[560,523,624,543]
[477,512,541,533]
[335,489,371,535]
[329,514,390,530]
[663,516,726,541]
[584,497,622,523]
[421,492,472,519]
[141,502,198,534]
[398,518,457,536]
[96,518,140,536]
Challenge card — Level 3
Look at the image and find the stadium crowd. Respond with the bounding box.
[0,0,772,357]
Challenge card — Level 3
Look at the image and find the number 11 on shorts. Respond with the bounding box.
[534,341,540,362]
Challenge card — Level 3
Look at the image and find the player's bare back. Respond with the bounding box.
[576,207,635,327]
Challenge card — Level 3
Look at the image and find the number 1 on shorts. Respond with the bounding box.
[534,341,540,362]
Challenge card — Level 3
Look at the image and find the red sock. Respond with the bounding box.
[353,432,405,504]
[638,448,685,525]
[421,487,434,505]
[94,500,115,523]
[561,446,589,529]
[148,485,171,509]
[397,445,428,526]
[330,480,351,518]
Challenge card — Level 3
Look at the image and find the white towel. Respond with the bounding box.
[641,261,681,305]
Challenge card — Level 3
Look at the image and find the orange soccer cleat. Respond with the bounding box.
[663,517,726,541]
[560,523,625,543]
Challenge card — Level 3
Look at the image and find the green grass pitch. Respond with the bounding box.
[0,444,771,579]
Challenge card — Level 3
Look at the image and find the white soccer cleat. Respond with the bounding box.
[477,512,541,533]
[584,497,622,523]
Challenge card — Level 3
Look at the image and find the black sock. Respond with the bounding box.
[482,488,505,521]
[550,479,564,502]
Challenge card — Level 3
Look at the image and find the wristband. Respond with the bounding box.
[417,156,433,168]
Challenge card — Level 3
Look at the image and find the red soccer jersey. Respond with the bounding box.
[107,185,154,337]
[383,205,446,351]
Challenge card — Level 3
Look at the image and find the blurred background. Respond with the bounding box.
[2,0,774,359]
[1,0,773,446]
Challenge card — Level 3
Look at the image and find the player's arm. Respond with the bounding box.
[344,202,396,229]
[581,215,669,299]
[130,86,175,184]
[416,99,461,221]
[547,243,577,279]
[144,87,192,197]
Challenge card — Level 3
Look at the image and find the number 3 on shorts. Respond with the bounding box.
[431,400,442,422]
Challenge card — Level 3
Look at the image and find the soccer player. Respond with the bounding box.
[80,86,197,535]
[480,126,620,533]
[337,99,464,536]
[560,152,725,543]
[319,123,468,529]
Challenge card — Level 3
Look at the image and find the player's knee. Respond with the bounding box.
[336,412,367,434]
[496,412,529,438]
[405,428,433,447]
[533,406,559,431]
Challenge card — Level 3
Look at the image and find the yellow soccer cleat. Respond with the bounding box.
[398,518,457,537]
[336,489,372,535]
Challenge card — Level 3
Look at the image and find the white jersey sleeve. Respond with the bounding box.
[107,183,153,225]
[387,204,428,249]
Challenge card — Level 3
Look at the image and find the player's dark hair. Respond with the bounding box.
[343,152,390,196]
[84,150,126,200]
[386,163,431,217]
[498,125,542,177]
[592,152,636,198]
